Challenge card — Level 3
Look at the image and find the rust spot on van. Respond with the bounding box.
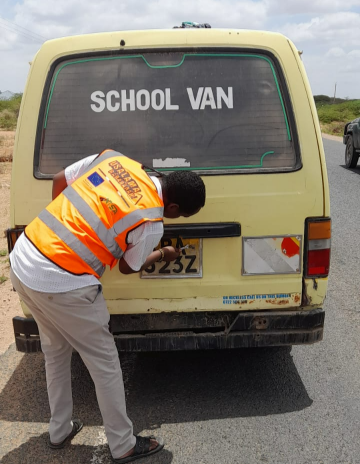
[294,294,301,304]
[266,299,289,305]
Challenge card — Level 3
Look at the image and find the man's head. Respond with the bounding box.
[160,171,206,219]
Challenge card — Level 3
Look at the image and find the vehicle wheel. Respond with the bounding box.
[345,135,359,168]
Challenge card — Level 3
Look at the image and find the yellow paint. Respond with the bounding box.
[303,278,328,307]
[291,237,300,248]
[10,29,329,317]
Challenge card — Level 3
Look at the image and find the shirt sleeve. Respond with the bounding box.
[65,154,98,185]
[123,221,164,271]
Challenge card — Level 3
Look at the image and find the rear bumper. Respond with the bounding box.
[13,308,324,353]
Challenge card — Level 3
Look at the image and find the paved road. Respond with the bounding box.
[1,138,359,464]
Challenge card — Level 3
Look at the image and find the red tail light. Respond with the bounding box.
[305,218,331,278]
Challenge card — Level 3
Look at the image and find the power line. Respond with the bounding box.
[0,22,44,44]
[0,20,43,43]
[0,15,48,43]
[0,19,45,43]
[0,15,48,41]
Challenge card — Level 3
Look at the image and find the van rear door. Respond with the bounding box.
[33,48,324,313]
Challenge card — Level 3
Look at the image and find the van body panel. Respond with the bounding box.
[286,39,330,217]
[10,29,329,335]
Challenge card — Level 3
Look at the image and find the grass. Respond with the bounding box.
[316,99,360,124]
[0,249,7,257]
[0,275,8,285]
[0,94,22,130]
[315,97,360,136]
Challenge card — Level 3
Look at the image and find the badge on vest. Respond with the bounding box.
[88,172,104,187]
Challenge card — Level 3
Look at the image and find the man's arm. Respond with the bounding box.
[119,246,179,275]
[52,154,98,200]
[52,170,67,200]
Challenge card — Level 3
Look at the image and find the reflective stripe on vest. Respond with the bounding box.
[89,150,124,169]
[113,207,164,236]
[63,186,124,259]
[63,187,163,256]
[38,209,105,277]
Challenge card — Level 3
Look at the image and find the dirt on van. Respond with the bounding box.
[0,159,23,354]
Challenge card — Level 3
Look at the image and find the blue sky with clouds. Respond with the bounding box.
[1,0,360,98]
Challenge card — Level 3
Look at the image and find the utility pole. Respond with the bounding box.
[333,82,337,104]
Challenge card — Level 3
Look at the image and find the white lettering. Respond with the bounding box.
[187,87,204,110]
[165,88,179,110]
[92,87,232,112]
[106,90,120,112]
[90,91,106,113]
[153,158,191,168]
[217,87,233,109]
[151,89,165,110]
[200,87,216,110]
[136,89,150,110]
[121,89,136,111]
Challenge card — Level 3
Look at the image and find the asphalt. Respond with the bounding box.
[0,137,359,464]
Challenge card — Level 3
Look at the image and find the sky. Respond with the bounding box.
[0,0,360,98]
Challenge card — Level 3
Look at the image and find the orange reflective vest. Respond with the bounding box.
[25,151,164,277]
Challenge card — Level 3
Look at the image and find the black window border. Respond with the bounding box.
[33,47,302,179]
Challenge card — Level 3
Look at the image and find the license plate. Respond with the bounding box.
[141,237,202,279]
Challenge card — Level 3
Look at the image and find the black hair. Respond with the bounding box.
[161,170,206,215]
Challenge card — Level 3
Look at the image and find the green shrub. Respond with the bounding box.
[0,94,22,130]
[0,109,18,130]
[317,100,360,125]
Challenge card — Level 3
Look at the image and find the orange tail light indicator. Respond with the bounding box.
[305,219,331,278]
[308,221,331,240]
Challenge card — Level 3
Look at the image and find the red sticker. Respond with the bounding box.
[281,237,299,258]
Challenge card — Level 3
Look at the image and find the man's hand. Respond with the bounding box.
[119,246,180,275]
[162,246,180,262]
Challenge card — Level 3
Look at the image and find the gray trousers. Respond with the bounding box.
[10,268,136,458]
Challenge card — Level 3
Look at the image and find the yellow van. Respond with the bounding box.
[8,28,330,352]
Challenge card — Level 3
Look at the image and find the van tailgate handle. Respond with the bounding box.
[163,222,241,239]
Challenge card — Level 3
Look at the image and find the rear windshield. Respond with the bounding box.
[35,51,300,177]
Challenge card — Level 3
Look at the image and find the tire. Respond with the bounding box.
[345,135,359,168]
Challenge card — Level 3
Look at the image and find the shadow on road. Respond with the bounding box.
[125,348,313,432]
[0,432,174,464]
[0,349,101,425]
[340,164,360,175]
[0,346,312,431]
[0,433,96,464]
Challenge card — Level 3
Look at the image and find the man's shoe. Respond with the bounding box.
[112,435,164,463]
[49,419,84,449]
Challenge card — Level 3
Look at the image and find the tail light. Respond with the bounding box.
[305,218,331,277]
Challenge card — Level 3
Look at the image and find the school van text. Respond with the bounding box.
[90,87,234,112]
